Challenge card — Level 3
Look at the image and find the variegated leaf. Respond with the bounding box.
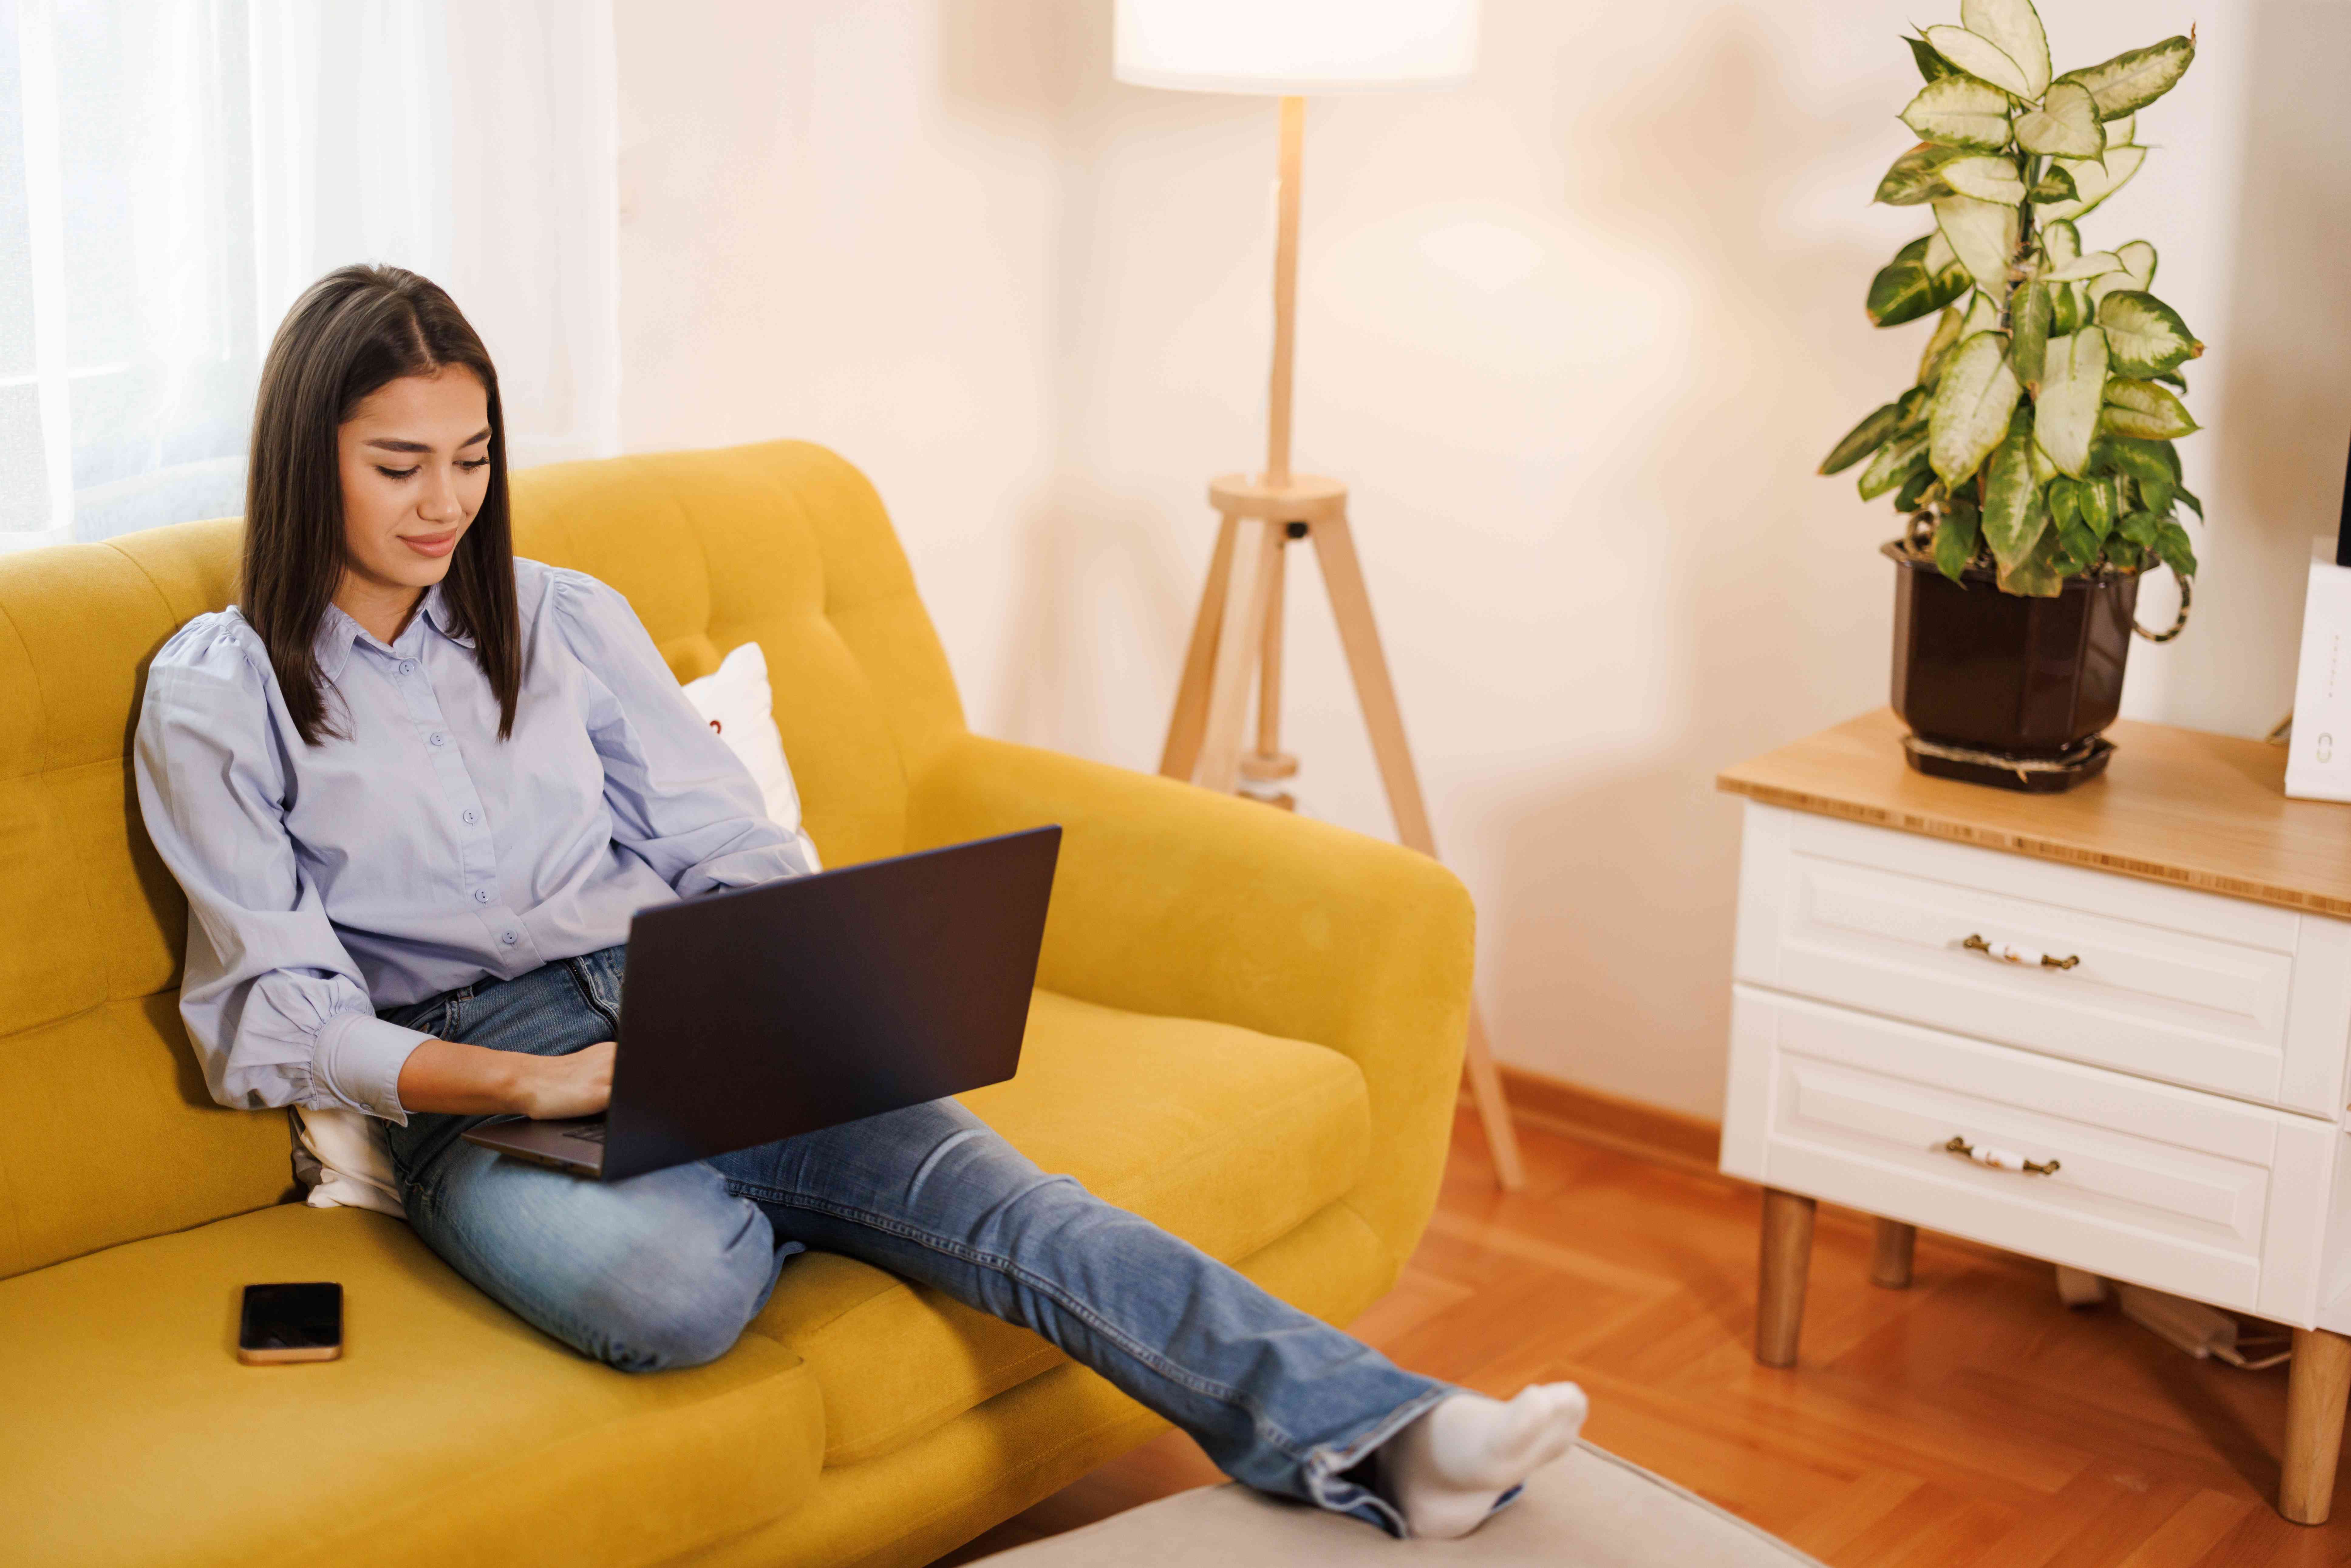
[2089,240,2156,306]
[1929,333,2023,485]
[1933,196,2020,289]
[2029,164,2079,203]
[2044,250,2125,283]
[1876,144,1965,206]
[2037,144,2146,223]
[2097,291,2202,376]
[2011,282,2052,388]
[2106,112,2135,146]
[1997,512,2064,595]
[1900,75,2014,151]
[1962,0,2051,98]
[2055,34,2196,120]
[2033,328,2108,477]
[2101,378,2199,440]
[1866,233,1974,327]
[1942,156,2029,203]
[2040,219,2081,270]
[1917,305,1964,388]
[2013,80,2102,158]
[1923,25,2033,98]
[1934,505,1982,582]
[1981,406,2046,570]
[1859,430,1932,499]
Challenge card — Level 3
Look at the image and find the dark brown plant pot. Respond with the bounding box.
[1884,540,2140,791]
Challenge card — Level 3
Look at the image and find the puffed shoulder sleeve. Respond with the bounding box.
[132,615,431,1121]
[545,567,814,896]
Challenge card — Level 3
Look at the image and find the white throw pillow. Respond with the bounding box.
[298,638,816,1215]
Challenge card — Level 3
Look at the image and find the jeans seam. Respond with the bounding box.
[560,957,620,1036]
[738,1185,1313,1458]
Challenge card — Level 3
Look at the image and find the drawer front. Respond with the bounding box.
[1720,986,2337,1321]
[1734,803,2351,1113]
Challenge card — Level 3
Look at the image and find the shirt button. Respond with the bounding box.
[462,809,479,825]
[399,659,417,675]
[473,889,492,904]
[500,931,518,946]
[429,732,446,747]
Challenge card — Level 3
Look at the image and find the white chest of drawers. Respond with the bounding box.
[1718,710,2351,1526]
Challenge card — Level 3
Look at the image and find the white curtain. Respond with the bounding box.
[0,0,618,551]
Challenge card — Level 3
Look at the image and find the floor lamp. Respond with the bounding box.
[1114,0,1526,1190]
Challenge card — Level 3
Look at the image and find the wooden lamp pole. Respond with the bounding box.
[1158,96,1526,1190]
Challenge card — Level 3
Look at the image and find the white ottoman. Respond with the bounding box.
[972,1444,1824,1566]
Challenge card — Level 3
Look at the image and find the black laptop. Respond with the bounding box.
[462,827,1060,1181]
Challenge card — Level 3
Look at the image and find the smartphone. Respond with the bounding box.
[237,1282,343,1365]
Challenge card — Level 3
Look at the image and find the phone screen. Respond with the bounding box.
[239,1282,343,1353]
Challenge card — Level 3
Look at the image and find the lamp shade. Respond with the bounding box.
[1113,0,1479,95]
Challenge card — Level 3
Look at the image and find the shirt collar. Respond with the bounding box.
[310,580,475,683]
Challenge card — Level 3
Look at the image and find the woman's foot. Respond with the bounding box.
[1380,1383,1589,1540]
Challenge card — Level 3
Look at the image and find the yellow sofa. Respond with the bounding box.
[0,441,1474,1568]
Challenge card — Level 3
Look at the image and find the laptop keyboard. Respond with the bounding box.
[563,1123,608,1145]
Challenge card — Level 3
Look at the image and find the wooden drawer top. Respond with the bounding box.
[1719,709,2351,920]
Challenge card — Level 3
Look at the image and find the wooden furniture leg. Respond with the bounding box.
[1193,517,1282,795]
[1756,1189,1816,1368]
[2283,1327,2351,1524]
[1160,512,1241,782]
[1871,1219,1916,1290]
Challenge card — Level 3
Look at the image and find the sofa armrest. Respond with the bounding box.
[905,733,1474,1267]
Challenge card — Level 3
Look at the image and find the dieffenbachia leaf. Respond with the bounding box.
[1941,156,2029,203]
[1896,461,1941,512]
[2041,220,2081,270]
[2097,290,2203,376]
[2012,80,2102,159]
[1962,0,2051,98]
[2151,516,2198,578]
[1901,75,2014,151]
[1933,196,2019,289]
[2037,145,2146,222]
[2030,437,2059,487]
[1929,332,2023,485]
[2101,378,2199,440]
[1821,400,1907,474]
[1923,25,2033,98]
[1997,508,2065,595]
[1934,503,1982,582]
[1982,405,2048,572]
[2106,112,2136,146]
[1906,35,1956,83]
[2055,34,2197,120]
[1958,288,2001,340]
[2034,328,2108,476]
[1876,143,1966,206]
[2047,474,2081,533]
[1917,305,1964,387]
[1858,430,1932,499]
[2044,250,2125,283]
[2089,240,2157,307]
[1866,233,1973,326]
[2029,165,2079,203]
[2011,282,2052,388]
[2079,471,2118,536]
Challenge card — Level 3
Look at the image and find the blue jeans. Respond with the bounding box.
[378,943,1449,1534]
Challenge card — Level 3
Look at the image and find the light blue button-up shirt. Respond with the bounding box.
[132,558,813,1124]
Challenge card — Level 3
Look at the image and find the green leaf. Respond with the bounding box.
[2038,145,2146,222]
[1997,507,2065,595]
[1821,400,1907,474]
[2044,250,2125,283]
[1941,156,2029,203]
[1876,143,1965,206]
[2047,474,2081,533]
[2034,327,2109,477]
[2101,377,2199,440]
[2097,290,2203,376]
[2116,508,2157,547]
[2011,282,2052,388]
[2029,164,2080,203]
[1923,25,2034,98]
[2013,81,2103,158]
[2099,436,2179,514]
[1929,333,2023,485]
[1866,233,1972,327]
[2153,368,2187,391]
[1962,0,2051,97]
[1934,503,1983,581]
[2029,438,2059,487]
[1858,430,1931,499]
[1934,196,2020,289]
[1981,406,2046,571]
[2151,516,2198,577]
[1906,34,1957,83]
[2055,517,2101,570]
[1896,461,1941,513]
[2173,481,2203,520]
[2055,34,2196,120]
[1901,75,2014,151]
[1917,305,1964,387]
[2048,281,2083,335]
[2089,239,2156,307]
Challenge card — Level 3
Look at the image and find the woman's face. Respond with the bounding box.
[336,367,493,597]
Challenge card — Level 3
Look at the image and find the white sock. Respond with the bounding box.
[1379,1383,1589,1540]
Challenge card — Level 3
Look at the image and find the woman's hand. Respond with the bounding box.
[396,1037,615,1119]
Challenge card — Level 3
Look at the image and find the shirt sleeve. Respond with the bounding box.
[132,618,431,1122]
[546,569,815,897]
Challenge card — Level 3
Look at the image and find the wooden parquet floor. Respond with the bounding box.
[941,1107,2351,1566]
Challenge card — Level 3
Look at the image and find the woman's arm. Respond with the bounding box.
[397,1038,615,1119]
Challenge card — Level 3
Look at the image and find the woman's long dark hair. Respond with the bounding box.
[242,264,520,746]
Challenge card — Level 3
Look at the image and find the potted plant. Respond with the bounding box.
[1820,3,2203,791]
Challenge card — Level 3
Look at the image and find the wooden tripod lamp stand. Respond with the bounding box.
[1113,0,1525,1189]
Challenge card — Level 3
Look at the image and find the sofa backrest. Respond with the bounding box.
[0,440,963,1279]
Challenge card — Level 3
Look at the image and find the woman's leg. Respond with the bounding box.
[380,948,786,1372]
[707,1097,1450,1535]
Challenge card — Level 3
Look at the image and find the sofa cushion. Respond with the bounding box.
[0,1203,824,1568]
[746,988,1372,1467]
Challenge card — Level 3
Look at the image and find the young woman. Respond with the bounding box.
[133,264,1586,1541]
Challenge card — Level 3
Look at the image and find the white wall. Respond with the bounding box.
[615,2,2349,1119]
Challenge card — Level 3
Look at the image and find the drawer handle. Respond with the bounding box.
[1942,1136,2061,1176]
[1962,933,2080,970]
